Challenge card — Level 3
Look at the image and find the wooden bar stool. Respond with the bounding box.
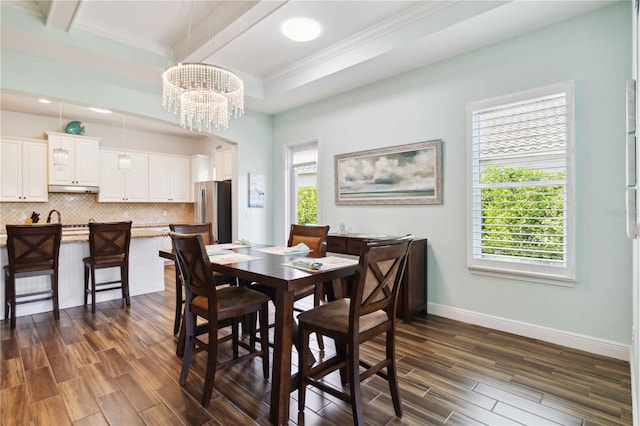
[83,221,132,313]
[4,223,63,329]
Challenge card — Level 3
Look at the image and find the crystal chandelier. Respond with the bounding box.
[162,63,244,132]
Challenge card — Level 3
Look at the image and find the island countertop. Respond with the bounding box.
[0,228,166,247]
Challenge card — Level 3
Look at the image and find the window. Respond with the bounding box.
[285,142,318,232]
[467,82,575,283]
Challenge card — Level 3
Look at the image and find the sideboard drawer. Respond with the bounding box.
[346,239,364,255]
[327,236,346,253]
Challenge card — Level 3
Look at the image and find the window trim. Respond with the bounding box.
[466,81,576,284]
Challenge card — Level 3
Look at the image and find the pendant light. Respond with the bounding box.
[118,115,131,171]
[53,103,70,167]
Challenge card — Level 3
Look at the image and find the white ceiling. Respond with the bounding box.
[0,0,616,136]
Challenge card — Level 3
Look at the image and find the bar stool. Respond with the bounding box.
[83,221,132,313]
[4,223,63,329]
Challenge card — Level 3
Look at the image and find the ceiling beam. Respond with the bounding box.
[45,0,83,33]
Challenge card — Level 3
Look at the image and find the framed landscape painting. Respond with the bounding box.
[335,139,442,205]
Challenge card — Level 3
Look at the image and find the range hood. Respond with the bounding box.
[48,185,99,194]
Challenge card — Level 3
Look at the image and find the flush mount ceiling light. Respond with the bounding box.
[89,107,112,114]
[281,17,322,42]
[38,98,51,104]
[162,63,244,132]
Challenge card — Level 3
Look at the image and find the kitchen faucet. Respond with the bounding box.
[46,209,62,224]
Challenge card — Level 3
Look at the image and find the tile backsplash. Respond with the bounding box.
[1,193,193,229]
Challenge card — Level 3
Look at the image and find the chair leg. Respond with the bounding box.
[4,271,11,321]
[173,267,182,335]
[83,263,89,307]
[51,273,60,321]
[231,320,239,359]
[348,342,364,426]
[298,328,311,413]
[259,303,269,380]
[6,273,16,329]
[201,320,218,407]
[386,330,402,417]
[122,265,130,307]
[179,311,195,385]
[90,266,97,313]
[313,286,325,351]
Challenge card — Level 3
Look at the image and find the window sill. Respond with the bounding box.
[469,265,576,287]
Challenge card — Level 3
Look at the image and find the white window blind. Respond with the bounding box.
[467,82,575,282]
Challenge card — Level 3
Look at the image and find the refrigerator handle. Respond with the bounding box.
[199,187,205,223]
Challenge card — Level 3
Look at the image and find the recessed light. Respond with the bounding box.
[281,17,321,42]
[38,98,51,104]
[88,107,112,114]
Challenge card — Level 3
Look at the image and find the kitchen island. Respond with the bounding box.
[0,229,166,319]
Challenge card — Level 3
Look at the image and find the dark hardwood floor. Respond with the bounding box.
[0,265,632,425]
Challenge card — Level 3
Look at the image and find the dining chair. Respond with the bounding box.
[297,235,413,425]
[170,232,270,407]
[4,223,62,329]
[83,221,132,313]
[169,223,214,334]
[251,224,330,351]
[169,223,238,336]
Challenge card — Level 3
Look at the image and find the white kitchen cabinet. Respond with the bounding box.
[47,131,100,186]
[98,150,149,202]
[0,138,48,202]
[214,148,233,181]
[148,154,190,202]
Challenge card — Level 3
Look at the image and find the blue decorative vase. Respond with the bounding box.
[65,121,85,135]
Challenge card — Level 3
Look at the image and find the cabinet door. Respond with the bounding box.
[214,149,233,180]
[21,141,48,201]
[148,154,171,202]
[0,139,22,201]
[98,150,125,201]
[169,156,190,202]
[48,134,75,185]
[74,137,100,185]
[124,152,149,202]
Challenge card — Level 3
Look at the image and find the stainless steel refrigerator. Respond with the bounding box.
[194,180,232,243]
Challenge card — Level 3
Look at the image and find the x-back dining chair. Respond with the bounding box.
[83,221,132,313]
[297,235,413,425]
[170,232,270,406]
[4,223,63,329]
[250,224,330,351]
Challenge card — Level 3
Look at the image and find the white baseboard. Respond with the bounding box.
[427,302,630,361]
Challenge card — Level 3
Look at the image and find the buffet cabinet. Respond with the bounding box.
[326,234,427,321]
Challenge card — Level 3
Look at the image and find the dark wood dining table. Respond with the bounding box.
[159,244,358,425]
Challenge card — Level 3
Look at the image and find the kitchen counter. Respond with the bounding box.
[0,229,165,319]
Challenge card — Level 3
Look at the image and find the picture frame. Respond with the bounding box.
[248,173,265,208]
[334,139,442,205]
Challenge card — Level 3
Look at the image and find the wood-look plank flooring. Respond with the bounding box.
[1,265,632,425]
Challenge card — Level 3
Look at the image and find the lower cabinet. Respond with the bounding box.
[327,234,427,321]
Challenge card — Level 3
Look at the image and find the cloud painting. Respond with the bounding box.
[335,140,442,205]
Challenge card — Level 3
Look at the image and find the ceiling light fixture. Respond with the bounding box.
[162,63,244,132]
[281,17,322,42]
[119,115,131,171]
[89,107,112,114]
[53,103,70,167]
[38,98,51,104]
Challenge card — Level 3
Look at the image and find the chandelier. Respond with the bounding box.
[162,63,244,132]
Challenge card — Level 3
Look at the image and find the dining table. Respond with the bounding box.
[159,243,358,425]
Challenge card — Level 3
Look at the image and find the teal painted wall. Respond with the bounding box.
[272,3,632,344]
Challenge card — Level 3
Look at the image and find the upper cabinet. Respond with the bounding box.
[0,138,48,202]
[214,149,233,181]
[148,154,190,202]
[47,131,100,186]
[98,150,149,202]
